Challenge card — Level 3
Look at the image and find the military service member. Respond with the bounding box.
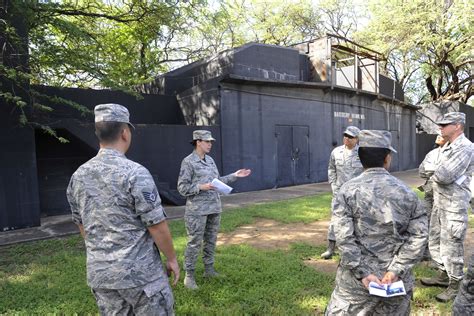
[325,130,428,315]
[67,103,179,315]
[421,112,474,302]
[177,130,251,290]
[418,132,447,259]
[322,126,364,259]
[452,252,474,315]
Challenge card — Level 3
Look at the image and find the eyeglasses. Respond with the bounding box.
[343,134,355,139]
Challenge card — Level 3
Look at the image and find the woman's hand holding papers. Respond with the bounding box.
[199,183,216,191]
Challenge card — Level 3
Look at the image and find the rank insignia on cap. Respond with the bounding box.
[142,188,158,204]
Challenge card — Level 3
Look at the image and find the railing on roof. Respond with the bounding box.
[293,34,404,102]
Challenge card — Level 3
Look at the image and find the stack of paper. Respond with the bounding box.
[211,178,233,195]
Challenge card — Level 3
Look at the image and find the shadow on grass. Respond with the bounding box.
[0,236,97,314]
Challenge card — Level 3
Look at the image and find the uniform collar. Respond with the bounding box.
[98,148,125,157]
[344,144,359,151]
[190,150,207,162]
[363,167,389,175]
[444,133,466,151]
[450,133,466,146]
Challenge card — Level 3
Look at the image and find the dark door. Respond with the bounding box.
[276,125,310,187]
[292,126,310,184]
[276,125,293,187]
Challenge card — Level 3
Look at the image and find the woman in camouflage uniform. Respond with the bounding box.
[178,130,251,289]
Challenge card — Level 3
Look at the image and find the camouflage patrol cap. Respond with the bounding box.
[94,103,135,129]
[343,126,361,137]
[192,130,216,142]
[436,112,466,125]
[358,130,397,153]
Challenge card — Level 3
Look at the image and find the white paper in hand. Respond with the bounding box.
[211,178,233,195]
[368,280,406,297]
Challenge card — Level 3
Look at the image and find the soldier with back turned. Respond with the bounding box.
[325,130,427,315]
[67,103,179,315]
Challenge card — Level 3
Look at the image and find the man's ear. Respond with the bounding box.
[120,127,128,141]
[383,153,392,170]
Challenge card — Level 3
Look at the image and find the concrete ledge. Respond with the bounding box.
[0,169,422,247]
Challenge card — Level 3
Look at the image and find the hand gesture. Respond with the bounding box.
[362,274,382,289]
[199,183,215,191]
[235,169,251,177]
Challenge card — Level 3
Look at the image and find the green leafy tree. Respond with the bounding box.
[180,0,324,58]
[179,0,363,62]
[1,0,207,140]
[356,0,473,104]
[28,0,207,88]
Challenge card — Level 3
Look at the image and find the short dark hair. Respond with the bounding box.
[358,147,391,168]
[95,121,128,143]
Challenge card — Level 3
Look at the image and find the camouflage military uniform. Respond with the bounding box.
[429,133,474,281]
[327,144,364,241]
[418,144,445,259]
[67,148,174,315]
[419,145,444,214]
[177,150,237,272]
[452,252,474,315]
[325,130,428,315]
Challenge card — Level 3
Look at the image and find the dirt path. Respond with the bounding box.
[217,218,474,275]
[217,218,330,250]
[217,218,336,274]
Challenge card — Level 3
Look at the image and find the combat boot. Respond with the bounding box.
[321,240,336,260]
[435,279,461,302]
[184,271,198,290]
[204,265,223,278]
[420,270,449,287]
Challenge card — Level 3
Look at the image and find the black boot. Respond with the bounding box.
[321,240,336,260]
[420,270,449,287]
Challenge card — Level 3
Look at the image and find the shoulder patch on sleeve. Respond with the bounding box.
[142,187,158,204]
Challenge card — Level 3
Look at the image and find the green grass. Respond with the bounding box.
[0,192,465,315]
[412,263,454,315]
[0,237,95,314]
